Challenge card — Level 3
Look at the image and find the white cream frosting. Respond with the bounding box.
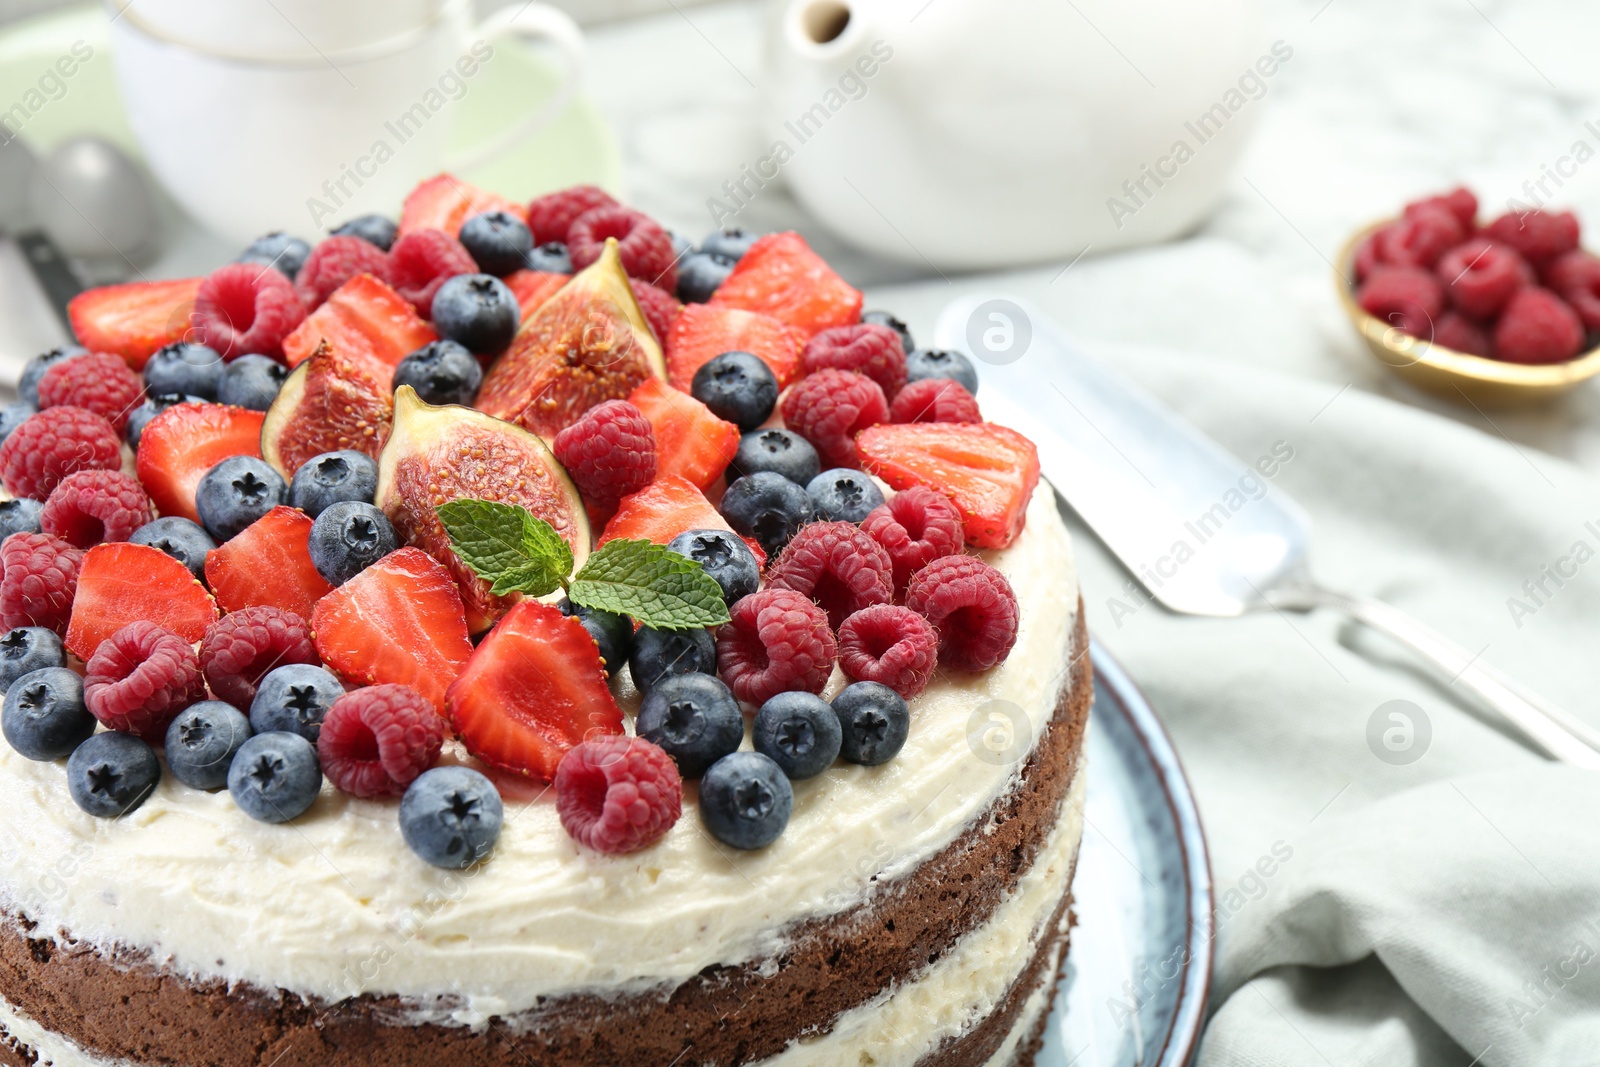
[0,489,1079,1020]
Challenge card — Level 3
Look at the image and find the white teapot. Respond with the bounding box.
[759,0,1271,270]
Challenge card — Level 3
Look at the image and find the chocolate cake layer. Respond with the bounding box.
[0,608,1089,1067]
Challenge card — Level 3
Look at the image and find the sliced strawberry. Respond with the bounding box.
[311,547,473,713]
[445,599,623,782]
[601,474,765,566]
[856,423,1041,550]
[398,174,522,238]
[503,269,570,323]
[707,232,862,340]
[65,542,219,660]
[204,506,333,619]
[136,402,266,522]
[67,277,204,370]
[666,303,804,390]
[627,377,740,491]
[281,273,437,372]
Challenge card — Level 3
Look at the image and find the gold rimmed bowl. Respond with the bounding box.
[1335,220,1600,407]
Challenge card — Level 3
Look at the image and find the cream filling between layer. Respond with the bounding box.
[0,490,1079,1016]
[758,756,1085,1067]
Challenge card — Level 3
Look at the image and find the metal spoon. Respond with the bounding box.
[0,135,84,334]
[29,134,159,269]
[935,294,1600,769]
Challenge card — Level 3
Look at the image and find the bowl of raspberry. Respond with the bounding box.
[1337,186,1600,405]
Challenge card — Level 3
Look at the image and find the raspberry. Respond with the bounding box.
[1485,210,1580,266]
[889,378,982,424]
[555,735,682,854]
[0,532,83,636]
[800,323,908,399]
[551,400,658,511]
[1353,235,1380,283]
[716,587,837,705]
[526,184,618,245]
[198,605,319,708]
[567,206,678,292]
[779,369,888,469]
[386,229,477,319]
[40,470,154,548]
[860,486,965,594]
[837,604,938,698]
[1493,287,1586,365]
[318,684,446,798]
[766,521,893,630]
[1370,205,1466,270]
[1433,312,1492,358]
[83,620,206,741]
[192,263,306,360]
[1356,266,1444,337]
[1545,250,1600,330]
[904,554,1019,671]
[1405,187,1477,229]
[632,278,683,344]
[37,352,144,434]
[0,407,121,501]
[1435,238,1531,319]
[294,235,391,311]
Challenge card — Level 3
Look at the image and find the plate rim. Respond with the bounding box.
[1086,637,1214,1067]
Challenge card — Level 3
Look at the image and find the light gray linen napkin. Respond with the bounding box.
[1037,342,1600,1066]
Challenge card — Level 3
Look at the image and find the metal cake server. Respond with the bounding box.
[934,294,1600,768]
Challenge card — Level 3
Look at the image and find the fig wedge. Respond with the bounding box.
[376,386,590,633]
[261,340,394,480]
[475,238,666,440]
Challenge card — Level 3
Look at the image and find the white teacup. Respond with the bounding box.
[105,0,584,243]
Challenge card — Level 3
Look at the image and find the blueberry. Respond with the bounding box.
[129,517,216,580]
[195,456,286,541]
[525,241,572,274]
[906,348,979,396]
[126,394,204,449]
[728,428,820,486]
[667,528,759,605]
[2,667,91,761]
[701,227,759,261]
[753,691,842,780]
[459,210,533,277]
[400,765,503,868]
[68,731,161,817]
[249,663,345,741]
[0,499,42,539]
[636,672,744,779]
[668,230,696,263]
[0,402,35,447]
[431,274,518,355]
[218,354,289,411]
[330,214,398,251]
[719,472,813,558]
[806,468,885,523]
[165,701,252,791]
[144,342,224,399]
[699,751,792,849]
[861,310,914,353]
[236,232,310,279]
[629,626,718,692]
[558,598,633,678]
[309,501,397,585]
[832,681,909,766]
[0,628,65,692]
[228,731,322,823]
[392,339,483,407]
[288,450,379,518]
[690,351,778,431]
[676,251,737,304]
[19,346,85,407]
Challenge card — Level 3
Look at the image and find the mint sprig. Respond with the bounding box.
[437,499,729,630]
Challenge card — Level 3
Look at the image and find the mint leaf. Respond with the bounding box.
[436,499,573,598]
[570,539,730,630]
